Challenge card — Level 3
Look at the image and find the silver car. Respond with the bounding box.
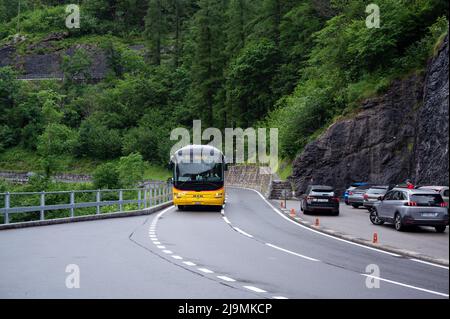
[417,186,449,206]
[370,188,449,232]
[348,186,370,208]
[363,186,389,209]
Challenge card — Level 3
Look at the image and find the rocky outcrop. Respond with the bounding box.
[291,34,449,195]
[0,35,108,80]
[414,34,449,185]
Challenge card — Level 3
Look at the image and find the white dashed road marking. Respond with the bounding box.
[217,275,236,282]
[265,243,319,262]
[183,261,196,266]
[243,286,267,293]
[198,268,214,274]
[150,205,287,299]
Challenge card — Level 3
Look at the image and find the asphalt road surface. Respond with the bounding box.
[0,187,448,299]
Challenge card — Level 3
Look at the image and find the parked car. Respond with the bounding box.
[300,185,340,216]
[369,188,449,232]
[417,186,449,206]
[363,186,390,209]
[344,182,368,205]
[348,185,371,208]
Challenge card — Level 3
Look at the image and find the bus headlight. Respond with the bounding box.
[215,193,223,198]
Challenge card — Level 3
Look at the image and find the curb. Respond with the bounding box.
[276,206,449,267]
[0,202,173,231]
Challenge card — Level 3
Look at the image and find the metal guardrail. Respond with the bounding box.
[0,185,173,225]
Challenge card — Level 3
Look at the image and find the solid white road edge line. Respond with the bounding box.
[362,274,449,298]
[233,227,254,238]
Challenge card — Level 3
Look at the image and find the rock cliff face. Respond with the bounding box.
[291,34,449,195]
[414,34,449,185]
[0,34,108,80]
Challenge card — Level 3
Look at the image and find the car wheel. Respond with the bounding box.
[351,204,360,209]
[333,210,340,216]
[369,209,384,225]
[394,213,404,231]
[178,205,185,211]
[435,225,447,233]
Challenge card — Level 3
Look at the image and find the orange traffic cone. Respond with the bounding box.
[281,201,284,208]
[373,232,378,244]
[290,208,296,217]
[315,218,320,227]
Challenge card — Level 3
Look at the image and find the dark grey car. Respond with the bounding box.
[300,185,340,216]
[370,188,449,232]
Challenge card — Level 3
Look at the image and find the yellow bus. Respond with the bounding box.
[169,145,226,211]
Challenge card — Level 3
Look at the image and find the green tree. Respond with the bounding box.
[37,123,79,177]
[62,49,93,84]
[76,118,122,160]
[187,0,227,127]
[93,162,120,189]
[117,152,145,188]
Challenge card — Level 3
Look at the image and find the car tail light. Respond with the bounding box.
[348,191,353,196]
[363,194,369,200]
[440,202,448,207]
[405,201,418,207]
[332,197,340,203]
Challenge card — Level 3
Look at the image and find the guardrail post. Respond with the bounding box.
[162,186,165,202]
[40,192,45,221]
[70,192,75,218]
[157,187,161,205]
[150,187,154,207]
[119,190,123,212]
[96,190,101,215]
[143,187,148,209]
[4,192,10,224]
[138,189,142,209]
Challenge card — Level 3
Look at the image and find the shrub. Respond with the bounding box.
[117,153,145,188]
[93,162,120,189]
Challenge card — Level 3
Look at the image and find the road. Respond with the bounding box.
[0,187,448,299]
[281,199,449,261]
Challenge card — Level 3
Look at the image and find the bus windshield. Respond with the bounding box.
[175,162,224,183]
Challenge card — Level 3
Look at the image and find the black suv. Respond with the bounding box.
[300,185,340,216]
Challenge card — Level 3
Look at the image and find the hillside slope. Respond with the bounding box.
[291,34,449,195]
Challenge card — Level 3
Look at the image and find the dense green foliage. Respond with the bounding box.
[0,0,448,179]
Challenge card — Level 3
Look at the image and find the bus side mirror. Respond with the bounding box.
[167,162,174,170]
[167,178,173,184]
